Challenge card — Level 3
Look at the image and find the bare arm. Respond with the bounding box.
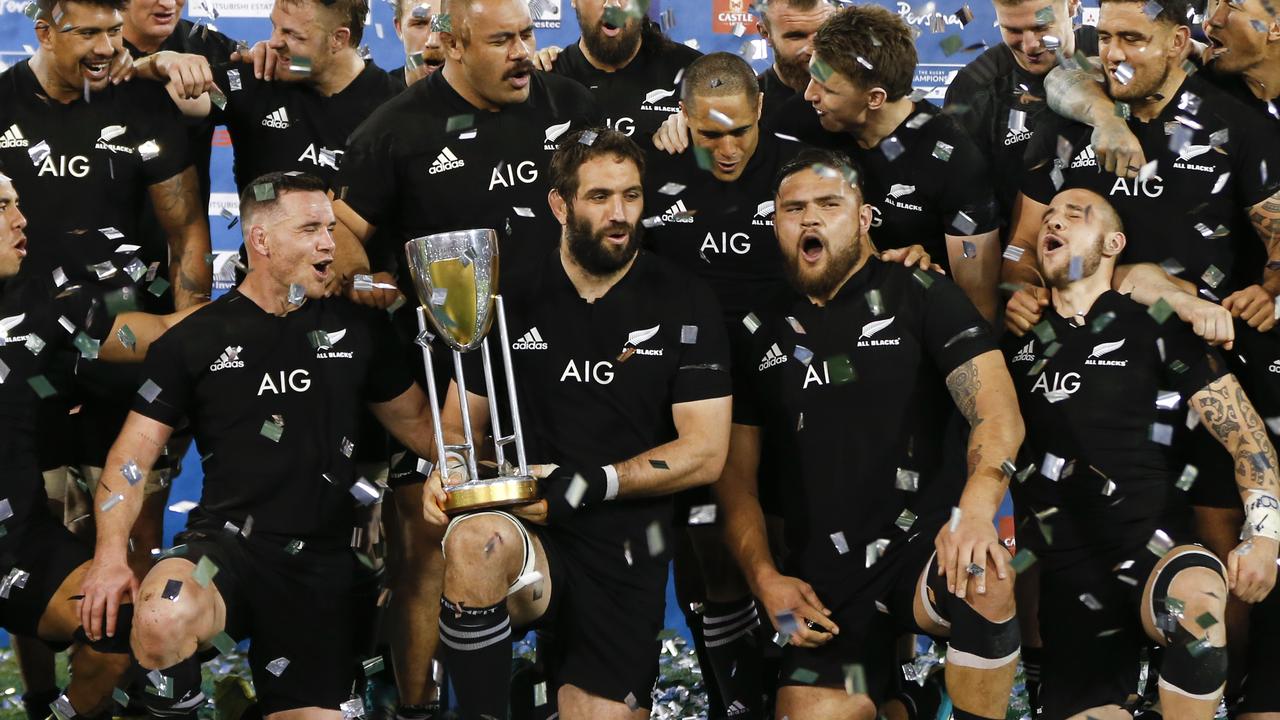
[369,383,438,462]
[946,230,1001,326]
[97,303,205,363]
[148,166,212,310]
[938,350,1026,597]
[1247,194,1280,297]
[715,423,774,588]
[1117,263,1237,348]
[1044,63,1147,178]
[80,413,176,639]
[1191,374,1280,602]
[609,396,732,498]
[1002,192,1049,288]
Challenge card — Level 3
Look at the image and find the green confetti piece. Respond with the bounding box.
[193,556,219,587]
[111,688,130,707]
[1148,298,1174,324]
[997,282,1027,294]
[285,539,305,554]
[789,668,820,684]
[1043,341,1062,357]
[1011,548,1038,573]
[73,332,100,359]
[1187,637,1214,657]
[445,113,474,133]
[828,354,856,384]
[1028,357,1048,376]
[117,325,137,352]
[430,11,451,32]
[147,277,171,297]
[1035,5,1055,22]
[211,631,236,655]
[1195,611,1218,629]
[1091,311,1116,333]
[843,663,868,695]
[693,145,714,171]
[1176,465,1198,490]
[362,656,386,676]
[1114,101,1131,119]
[1031,321,1056,344]
[104,286,139,315]
[252,182,275,201]
[260,417,284,442]
[1165,596,1186,615]
[939,35,965,56]
[809,56,834,84]
[1168,359,1189,374]
[911,268,934,288]
[28,375,56,399]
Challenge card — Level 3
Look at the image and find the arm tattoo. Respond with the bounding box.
[946,359,984,429]
[1196,376,1280,494]
[150,168,213,308]
[1249,197,1280,250]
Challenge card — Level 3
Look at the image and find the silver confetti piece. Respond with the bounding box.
[266,657,290,676]
[830,531,850,554]
[1041,452,1066,480]
[895,467,920,492]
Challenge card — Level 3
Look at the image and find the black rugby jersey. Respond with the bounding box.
[132,291,413,544]
[338,69,599,285]
[551,38,700,141]
[734,258,995,584]
[1002,291,1226,562]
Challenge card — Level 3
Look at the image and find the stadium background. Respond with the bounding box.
[0,0,1067,645]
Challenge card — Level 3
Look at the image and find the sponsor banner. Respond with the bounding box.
[530,0,562,29]
[912,63,963,100]
[712,0,758,34]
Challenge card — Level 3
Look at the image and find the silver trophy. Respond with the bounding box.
[404,229,538,514]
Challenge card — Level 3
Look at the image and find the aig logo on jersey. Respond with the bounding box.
[856,317,900,347]
[512,327,548,350]
[1085,339,1128,366]
[752,201,775,227]
[211,345,246,371]
[560,360,615,385]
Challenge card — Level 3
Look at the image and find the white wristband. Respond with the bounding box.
[602,464,619,501]
[1244,490,1280,542]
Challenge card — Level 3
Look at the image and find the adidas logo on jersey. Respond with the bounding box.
[1070,146,1097,169]
[759,343,787,370]
[661,200,694,224]
[1004,125,1033,146]
[210,345,245,371]
[261,107,290,129]
[0,124,27,149]
[1269,358,1280,374]
[1011,339,1036,363]
[512,327,548,350]
[429,147,465,174]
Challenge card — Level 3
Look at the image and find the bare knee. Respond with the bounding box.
[131,567,208,668]
[967,559,1017,621]
[1168,567,1228,644]
[442,515,525,599]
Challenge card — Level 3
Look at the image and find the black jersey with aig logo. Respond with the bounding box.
[945,27,1099,222]
[462,249,730,585]
[132,291,413,545]
[733,258,995,584]
[550,38,700,140]
[212,61,402,192]
[338,70,599,284]
[0,276,110,532]
[643,133,805,321]
[1002,291,1225,563]
[0,62,190,286]
[770,98,1000,272]
[1021,72,1280,296]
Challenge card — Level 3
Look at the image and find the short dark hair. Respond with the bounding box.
[812,5,916,101]
[281,0,368,46]
[1099,0,1195,26]
[761,0,828,27]
[775,147,863,199]
[548,128,646,202]
[680,52,761,108]
[239,171,328,228]
[35,0,126,22]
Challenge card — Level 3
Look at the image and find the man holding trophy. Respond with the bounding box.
[412,128,733,720]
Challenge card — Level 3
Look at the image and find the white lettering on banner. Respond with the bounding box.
[187,0,272,17]
[911,64,963,100]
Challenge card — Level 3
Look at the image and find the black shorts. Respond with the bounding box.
[0,514,90,642]
[1239,584,1280,714]
[1037,538,1210,719]
[778,521,941,704]
[174,527,363,714]
[528,526,667,709]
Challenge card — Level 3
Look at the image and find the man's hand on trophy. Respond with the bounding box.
[422,452,469,526]
[532,463,615,524]
[509,499,549,526]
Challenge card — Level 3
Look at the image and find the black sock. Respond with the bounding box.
[438,597,511,720]
[1021,645,1043,714]
[22,687,61,720]
[701,598,764,718]
[131,656,206,718]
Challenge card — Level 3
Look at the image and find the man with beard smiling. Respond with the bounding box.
[530,0,701,140]
[720,148,1023,720]
[421,128,732,720]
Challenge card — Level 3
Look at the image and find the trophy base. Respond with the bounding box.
[444,475,540,514]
